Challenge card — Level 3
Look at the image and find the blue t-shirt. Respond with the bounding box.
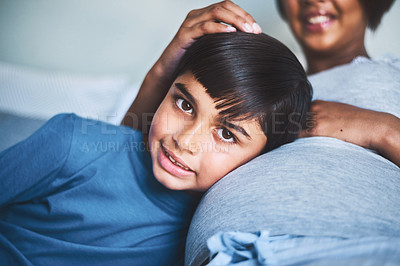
[0,114,199,265]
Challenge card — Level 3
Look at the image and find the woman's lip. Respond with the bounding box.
[301,11,336,23]
[158,145,195,177]
[304,19,334,33]
[300,11,336,32]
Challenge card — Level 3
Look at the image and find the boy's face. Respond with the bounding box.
[148,72,267,192]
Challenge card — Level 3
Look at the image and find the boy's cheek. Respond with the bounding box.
[199,154,232,183]
[153,109,176,134]
[148,111,165,139]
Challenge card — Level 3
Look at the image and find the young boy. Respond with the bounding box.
[0,32,312,265]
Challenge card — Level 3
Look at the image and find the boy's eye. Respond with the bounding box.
[176,98,193,114]
[216,128,236,143]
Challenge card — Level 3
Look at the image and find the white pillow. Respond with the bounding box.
[0,61,139,125]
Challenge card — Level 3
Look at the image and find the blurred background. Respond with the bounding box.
[0,0,399,81]
[0,0,399,150]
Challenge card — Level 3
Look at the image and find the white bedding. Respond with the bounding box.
[0,61,139,125]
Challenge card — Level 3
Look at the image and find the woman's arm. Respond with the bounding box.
[300,100,400,167]
[121,1,261,136]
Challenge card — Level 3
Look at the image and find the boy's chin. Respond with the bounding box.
[153,170,186,191]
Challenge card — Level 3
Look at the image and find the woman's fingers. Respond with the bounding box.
[178,21,236,47]
[155,1,261,81]
[171,22,228,50]
[216,0,261,33]
[173,1,261,50]
[184,1,261,34]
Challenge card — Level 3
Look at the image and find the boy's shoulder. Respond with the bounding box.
[43,113,146,161]
[45,113,76,127]
[47,114,149,177]
[47,113,143,140]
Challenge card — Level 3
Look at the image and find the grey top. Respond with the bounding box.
[185,56,400,265]
[310,56,400,117]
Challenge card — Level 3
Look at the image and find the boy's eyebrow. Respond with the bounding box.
[175,82,251,139]
[174,83,197,107]
[222,120,251,139]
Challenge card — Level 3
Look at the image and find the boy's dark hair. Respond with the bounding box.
[275,0,395,31]
[173,32,312,153]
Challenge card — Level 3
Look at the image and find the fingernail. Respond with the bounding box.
[252,23,262,34]
[243,23,253,33]
[226,26,236,32]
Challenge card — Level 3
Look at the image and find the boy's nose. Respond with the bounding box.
[173,122,206,155]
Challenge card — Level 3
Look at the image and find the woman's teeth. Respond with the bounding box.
[166,151,190,171]
[308,15,330,24]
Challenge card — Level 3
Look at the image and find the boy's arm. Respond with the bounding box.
[121,1,261,136]
[300,100,400,168]
[0,114,74,207]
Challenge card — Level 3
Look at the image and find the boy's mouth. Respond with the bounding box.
[163,146,191,171]
[159,144,195,176]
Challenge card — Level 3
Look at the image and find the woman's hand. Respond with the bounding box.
[157,0,262,79]
[122,1,261,134]
[300,100,400,167]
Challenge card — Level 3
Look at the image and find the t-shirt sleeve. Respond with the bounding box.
[0,113,75,207]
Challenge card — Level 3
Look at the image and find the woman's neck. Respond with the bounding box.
[305,44,369,75]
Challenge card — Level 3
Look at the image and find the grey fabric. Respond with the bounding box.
[309,56,400,118]
[186,138,400,265]
[185,56,400,266]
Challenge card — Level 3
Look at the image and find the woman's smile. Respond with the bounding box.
[281,0,369,74]
[301,10,336,33]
